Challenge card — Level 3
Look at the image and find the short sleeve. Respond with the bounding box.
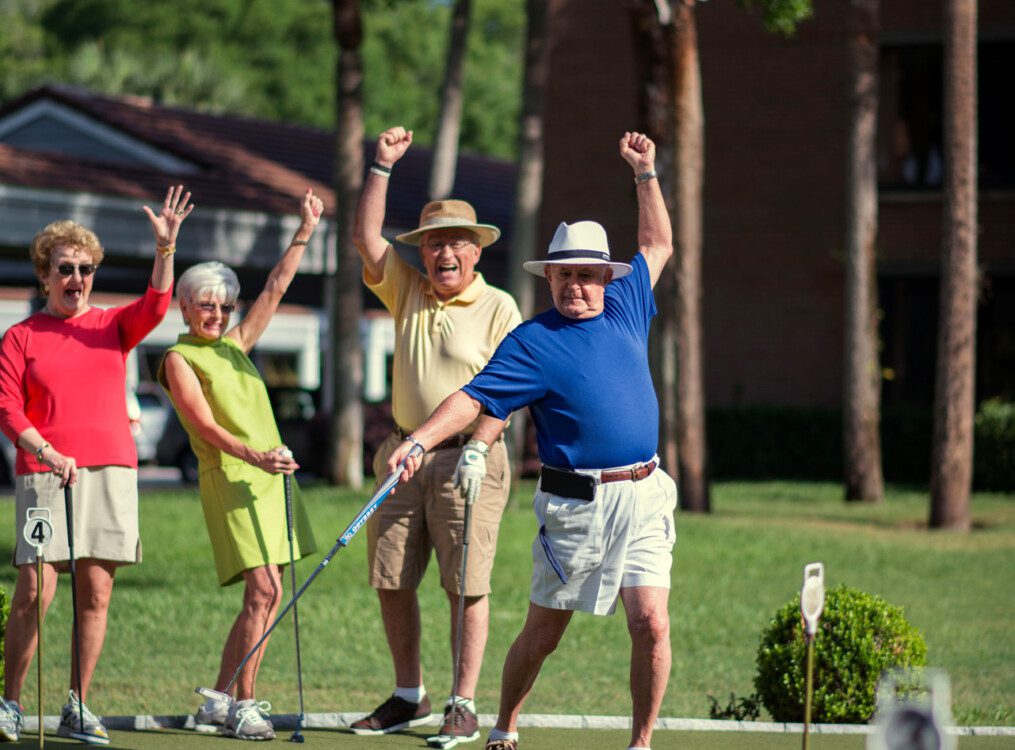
[462,331,546,420]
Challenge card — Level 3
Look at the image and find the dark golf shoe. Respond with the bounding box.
[437,701,480,743]
[349,694,434,735]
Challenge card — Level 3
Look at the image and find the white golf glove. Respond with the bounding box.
[453,439,489,506]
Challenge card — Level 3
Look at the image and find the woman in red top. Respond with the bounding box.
[0,186,193,744]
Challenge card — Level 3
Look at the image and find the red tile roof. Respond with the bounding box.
[0,85,517,240]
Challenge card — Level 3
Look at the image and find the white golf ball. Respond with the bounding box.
[280,447,293,460]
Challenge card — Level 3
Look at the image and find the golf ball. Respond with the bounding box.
[280,447,293,460]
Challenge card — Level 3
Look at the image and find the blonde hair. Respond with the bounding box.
[30,220,104,278]
[177,261,240,305]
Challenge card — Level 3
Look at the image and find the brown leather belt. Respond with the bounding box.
[394,425,500,452]
[600,460,657,484]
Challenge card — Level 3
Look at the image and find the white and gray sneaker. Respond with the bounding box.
[57,689,110,745]
[224,699,275,741]
[195,693,233,733]
[0,698,24,742]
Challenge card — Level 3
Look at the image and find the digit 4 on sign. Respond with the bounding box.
[23,507,54,550]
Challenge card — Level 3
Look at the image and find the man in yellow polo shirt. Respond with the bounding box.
[350,125,522,742]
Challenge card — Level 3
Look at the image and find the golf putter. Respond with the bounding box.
[426,477,478,749]
[196,442,426,706]
[280,448,306,743]
[800,562,825,750]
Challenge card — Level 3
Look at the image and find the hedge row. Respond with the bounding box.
[706,400,1015,491]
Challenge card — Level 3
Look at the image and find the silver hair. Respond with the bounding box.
[177,261,240,304]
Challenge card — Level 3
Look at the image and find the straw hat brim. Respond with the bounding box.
[396,221,501,248]
[522,258,633,278]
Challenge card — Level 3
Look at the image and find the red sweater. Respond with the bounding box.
[0,284,172,475]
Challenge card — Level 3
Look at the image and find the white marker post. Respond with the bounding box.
[23,508,54,749]
[800,562,824,750]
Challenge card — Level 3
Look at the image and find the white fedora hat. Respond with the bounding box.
[522,221,632,278]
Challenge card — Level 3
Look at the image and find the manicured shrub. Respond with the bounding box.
[754,585,927,724]
[974,399,1015,491]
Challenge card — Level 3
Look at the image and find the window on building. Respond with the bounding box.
[879,40,1015,191]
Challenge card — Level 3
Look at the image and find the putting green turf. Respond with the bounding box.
[8,727,1014,749]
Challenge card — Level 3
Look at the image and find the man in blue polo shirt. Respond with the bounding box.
[387,131,676,750]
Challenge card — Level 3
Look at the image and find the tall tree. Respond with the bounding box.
[843,0,884,503]
[429,0,471,201]
[670,0,710,513]
[506,0,550,480]
[930,0,978,530]
[634,0,813,513]
[329,0,365,488]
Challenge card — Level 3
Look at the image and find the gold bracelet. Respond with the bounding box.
[291,239,309,246]
[157,243,176,258]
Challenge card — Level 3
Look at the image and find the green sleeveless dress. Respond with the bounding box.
[158,334,317,586]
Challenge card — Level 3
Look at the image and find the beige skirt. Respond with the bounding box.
[12,466,141,567]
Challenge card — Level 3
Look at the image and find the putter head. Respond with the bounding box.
[800,562,825,637]
[288,730,305,743]
[426,734,460,749]
[195,686,232,704]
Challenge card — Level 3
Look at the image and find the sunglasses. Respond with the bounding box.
[197,302,236,314]
[56,263,98,277]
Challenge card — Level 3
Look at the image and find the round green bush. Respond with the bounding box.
[754,585,927,724]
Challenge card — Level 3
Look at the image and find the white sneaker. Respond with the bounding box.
[195,693,233,733]
[0,698,24,742]
[57,689,110,745]
[224,699,275,741]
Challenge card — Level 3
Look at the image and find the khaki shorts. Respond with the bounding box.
[12,466,141,567]
[367,432,510,596]
[531,460,677,616]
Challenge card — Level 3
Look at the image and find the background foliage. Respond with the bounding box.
[0,0,524,158]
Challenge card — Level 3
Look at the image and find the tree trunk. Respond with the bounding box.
[930,0,977,530]
[429,0,471,201]
[631,0,678,479]
[329,0,364,488]
[506,0,549,482]
[843,0,884,503]
[671,0,709,513]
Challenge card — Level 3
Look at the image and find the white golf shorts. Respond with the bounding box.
[530,459,677,616]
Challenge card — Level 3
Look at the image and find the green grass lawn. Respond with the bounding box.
[0,480,1012,728]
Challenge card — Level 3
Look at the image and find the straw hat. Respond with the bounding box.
[522,221,632,278]
[395,200,501,247]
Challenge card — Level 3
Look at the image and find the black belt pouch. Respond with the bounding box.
[539,466,596,502]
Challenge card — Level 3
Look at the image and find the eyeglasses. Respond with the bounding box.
[423,239,474,252]
[197,302,236,314]
[55,263,98,277]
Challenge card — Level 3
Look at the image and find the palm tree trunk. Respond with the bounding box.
[671,0,709,512]
[429,0,471,201]
[930,0,977,530]
[843,0,884,503]
[329,0,364,488]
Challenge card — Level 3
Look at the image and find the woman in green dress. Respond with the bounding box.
[158,189,323,741]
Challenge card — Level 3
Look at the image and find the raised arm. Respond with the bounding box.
[142,184,194,292]
[162,352,297,475]
[619,132,673,288]
[228,188,324,353]
[352,126,413,284]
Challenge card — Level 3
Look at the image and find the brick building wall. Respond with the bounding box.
[541,0,1015,408]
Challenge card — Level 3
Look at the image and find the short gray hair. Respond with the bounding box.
[177,262,240,304]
